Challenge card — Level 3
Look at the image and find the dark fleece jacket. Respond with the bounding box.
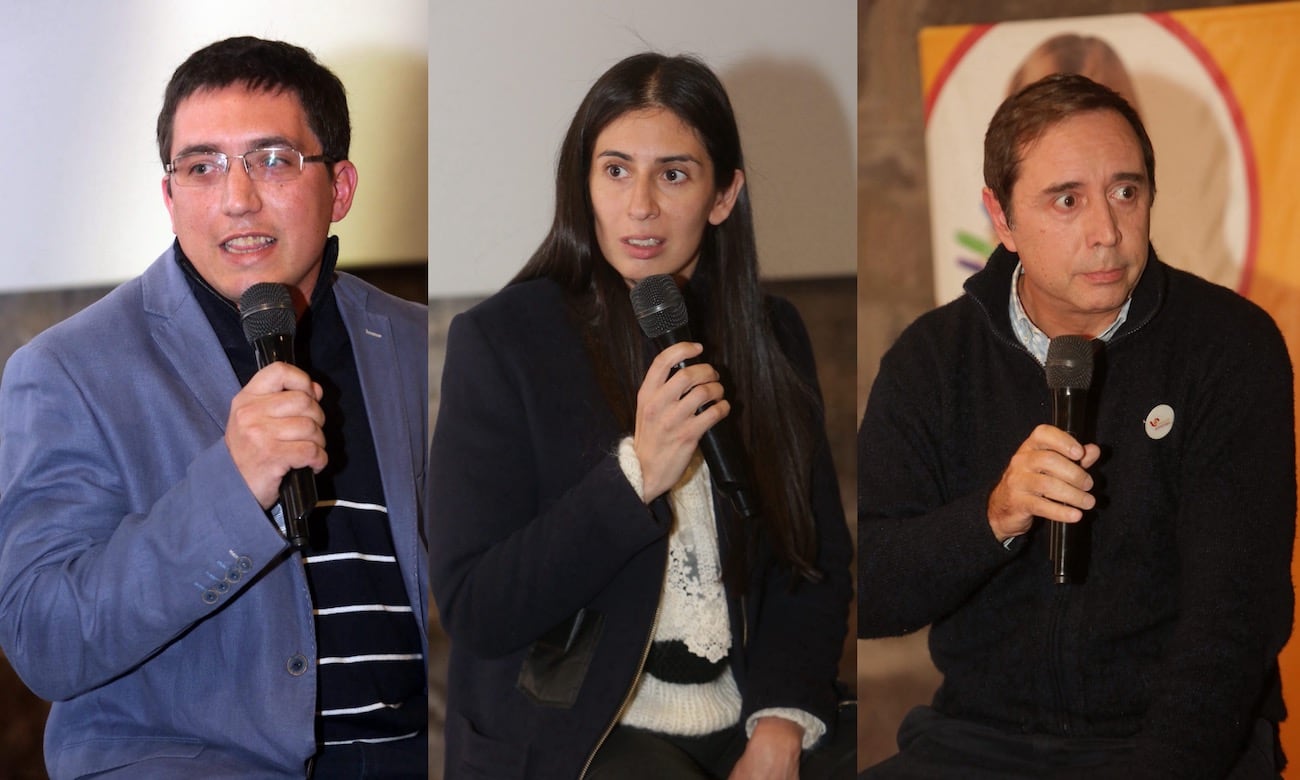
[859,245,1295,778]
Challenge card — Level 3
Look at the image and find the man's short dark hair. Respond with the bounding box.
[156,36,350,166]
[984,72,1154,223]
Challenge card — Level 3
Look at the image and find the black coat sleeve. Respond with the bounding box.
[427,298,668,659]
[741,298,853,732]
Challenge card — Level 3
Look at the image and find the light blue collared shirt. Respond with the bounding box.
[1008,262,1130,364]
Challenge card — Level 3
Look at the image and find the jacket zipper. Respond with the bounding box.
[741,593,749,648]
[577,546,668,779]
[1047,588,1072,735]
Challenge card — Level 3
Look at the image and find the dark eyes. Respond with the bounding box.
[1052,185,1139,211]
[602,164,690,184]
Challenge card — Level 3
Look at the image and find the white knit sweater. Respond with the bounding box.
[615,437,823,748]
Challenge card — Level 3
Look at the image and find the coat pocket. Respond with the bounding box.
[50,736,204,778]
[453,711,530,778]
[516,608,603,708]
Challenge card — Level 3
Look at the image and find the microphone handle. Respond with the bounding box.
[1050,386,1088,584]
[698,426,759,520]
[651,328,760,520]
[251,333,317,549]
[279,468,316,548]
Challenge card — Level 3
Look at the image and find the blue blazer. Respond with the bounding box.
[0,247,428,778]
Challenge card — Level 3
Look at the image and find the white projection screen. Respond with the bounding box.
[0,0,427,294]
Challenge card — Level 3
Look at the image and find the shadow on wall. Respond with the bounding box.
[720,55,856,282]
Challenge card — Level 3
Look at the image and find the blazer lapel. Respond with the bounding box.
[140,249,241,431]
[335,279,429,645]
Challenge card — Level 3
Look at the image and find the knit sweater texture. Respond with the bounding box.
[859,245,1295,778]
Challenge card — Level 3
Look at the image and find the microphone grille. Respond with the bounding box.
[239,283,296,344]
[629,274,688,339]
[1045,335,1094,390]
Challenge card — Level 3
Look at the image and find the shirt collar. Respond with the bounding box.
[174,236,341,386]
[1008,261,1130,364]
[173,235,341,314]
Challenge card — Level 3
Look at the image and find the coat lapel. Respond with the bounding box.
[334,278,429,648]
[140,249,241,432]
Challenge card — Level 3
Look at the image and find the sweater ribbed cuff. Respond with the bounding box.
[621,669,742,736]
[616,436,646,502]
[746,707,825,750]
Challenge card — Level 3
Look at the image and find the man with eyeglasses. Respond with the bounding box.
[0,37,427,778]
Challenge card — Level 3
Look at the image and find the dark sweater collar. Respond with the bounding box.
[174,235,341,315]
[176,236,342,386]
[963,243,1167,344]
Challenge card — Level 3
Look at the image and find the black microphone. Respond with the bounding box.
[1045,335,1095,584]
[630,274,759,520]
[239,282,316,550]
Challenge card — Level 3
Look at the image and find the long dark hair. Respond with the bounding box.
[512,52,822,586]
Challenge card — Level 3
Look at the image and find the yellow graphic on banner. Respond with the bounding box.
[1170,3,1300,335]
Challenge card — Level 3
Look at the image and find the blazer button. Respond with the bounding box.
[286,654,309,676]
[226,566,242,583]
[201,589,220,605]
[236,556,253,572]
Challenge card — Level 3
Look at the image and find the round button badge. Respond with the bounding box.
[1145,404,1175,440]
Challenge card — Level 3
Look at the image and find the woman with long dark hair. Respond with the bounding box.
[429,52,852,778]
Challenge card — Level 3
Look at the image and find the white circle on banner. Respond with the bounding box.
[1144,404,1175,440]
[923,15,1253,305]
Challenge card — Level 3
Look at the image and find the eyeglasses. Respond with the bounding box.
[165,147,330,187]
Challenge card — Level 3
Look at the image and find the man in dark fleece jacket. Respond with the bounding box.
[859,73,1295,779]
